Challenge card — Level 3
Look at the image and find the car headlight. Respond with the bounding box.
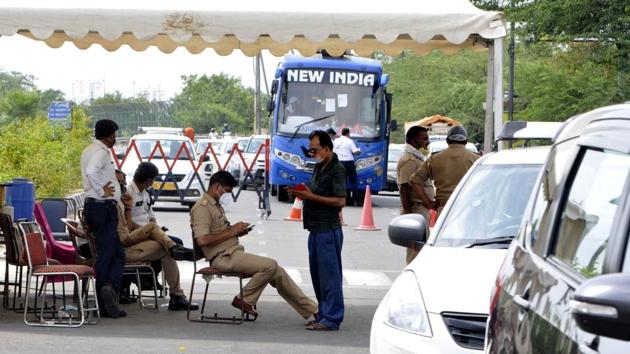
[356,155,382,171]
[383,270,432,337]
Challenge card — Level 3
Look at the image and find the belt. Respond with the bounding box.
[208,250,227,264]
[85,197,117,205]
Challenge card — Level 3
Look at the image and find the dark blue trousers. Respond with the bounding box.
[308,228,344,329]
[84,200,125,293]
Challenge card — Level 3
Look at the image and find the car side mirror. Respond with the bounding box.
[267,99,275,114]
[571,273,630,341]
[390,119,398,132]
[388,214,428,249]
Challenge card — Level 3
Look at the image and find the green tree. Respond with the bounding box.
[0,70,35,96]
[0,108,92,197]
[0,89,41,119]
[171,73,255,134]
[38,88,65,112]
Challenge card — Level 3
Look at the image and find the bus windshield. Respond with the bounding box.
[277,72,381,139]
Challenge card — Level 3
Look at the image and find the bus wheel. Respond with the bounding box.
[271,185,278,196]
[277,185,289,202]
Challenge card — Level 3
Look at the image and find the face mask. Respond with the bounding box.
[419,147,430,156]
[218,186,233,206]
[313,156,323,163]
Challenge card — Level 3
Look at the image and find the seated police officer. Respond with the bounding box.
[115,170,197,310]
[190,171,319,324]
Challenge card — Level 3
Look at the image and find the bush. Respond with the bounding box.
[0,108,92,198]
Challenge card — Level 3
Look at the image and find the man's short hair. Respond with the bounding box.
[326,127,336,136]
[133,162,159,183]
[209,171,238,188]
[94,119,119,139]
[405,126,428,144]
[308,130,334,150]
[341,127,350,136]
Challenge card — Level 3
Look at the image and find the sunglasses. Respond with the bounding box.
[301,146,323,158]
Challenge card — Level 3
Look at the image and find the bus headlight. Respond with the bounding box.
[355,155,382,171]
[274,148,305,169]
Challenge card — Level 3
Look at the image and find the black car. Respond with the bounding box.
[486,103,630,353]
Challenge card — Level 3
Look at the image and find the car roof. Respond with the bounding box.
[480,146,550,165]
[496,121,563,141]
[132,133,191,141]
[555,103,630,143]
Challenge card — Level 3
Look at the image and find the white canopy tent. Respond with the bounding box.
[0,0,506,149]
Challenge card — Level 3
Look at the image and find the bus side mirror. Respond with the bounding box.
[271,79,279,95]
[267,100,275,114]
[390,120,398,131]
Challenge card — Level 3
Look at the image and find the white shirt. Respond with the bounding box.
[333,135,361,161]
[127,181,155,226]
[80,139,120,201]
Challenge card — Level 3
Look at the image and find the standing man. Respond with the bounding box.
[80,119,126,318]
[333,127,361,206]
[288,130,346,331]
[397,126,433,264]
[410,125,479,217]
[191,171,319,324]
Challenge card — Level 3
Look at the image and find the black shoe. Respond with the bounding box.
[100,309,127,318]
[119,294,137,304]
[169,244,195,261]
[100,284,124,318]
[168,295,199,311]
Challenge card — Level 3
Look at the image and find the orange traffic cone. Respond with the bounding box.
[284,197,303,221]
[339,210,347,226]
[354,185,380,231]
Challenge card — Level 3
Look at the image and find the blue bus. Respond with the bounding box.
[268,53,395,202]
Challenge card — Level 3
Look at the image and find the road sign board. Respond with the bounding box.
[48,101,72,120]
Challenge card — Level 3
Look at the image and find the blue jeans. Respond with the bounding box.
[308,228,344,329]
[84,200,125,292]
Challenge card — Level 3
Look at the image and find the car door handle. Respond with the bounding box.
[513,295,530,311]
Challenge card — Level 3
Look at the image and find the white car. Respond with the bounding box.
[370,147,549,353]
[240,135,268,188]
[122,132,212,208]
[429,140,479,155]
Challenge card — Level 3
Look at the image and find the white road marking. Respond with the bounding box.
[286,268,302,284]
[256,229,264,234]
[258,240,267,245]
[343,270,393,287]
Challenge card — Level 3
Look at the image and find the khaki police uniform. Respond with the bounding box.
[190,193,318,319]
[397,147,434,264]
[411,144,479,217]
[116,202,184,296]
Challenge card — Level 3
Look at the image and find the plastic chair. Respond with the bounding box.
[40,199,70,242]
[18,221,99,327]
[0,213,26,311]
[186,231,256,324]
[33,203,76,264]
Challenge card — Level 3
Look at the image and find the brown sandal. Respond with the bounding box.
[305,322,338,331]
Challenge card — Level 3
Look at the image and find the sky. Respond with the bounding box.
[0,34,280,103]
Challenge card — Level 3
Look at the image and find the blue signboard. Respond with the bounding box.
[48,101,72,120]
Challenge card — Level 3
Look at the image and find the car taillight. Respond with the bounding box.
[489,276,503,315]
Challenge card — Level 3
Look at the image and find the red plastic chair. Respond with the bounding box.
[33,203,76,264]
[18,221,99,327]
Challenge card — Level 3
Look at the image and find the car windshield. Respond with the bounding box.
[237,139,248,152]
[388,148,403,162]
[277,69,380,139]
[196,141,221,154]
[434,164,542,247]
[134,139,196,160]
[246,138,266,154]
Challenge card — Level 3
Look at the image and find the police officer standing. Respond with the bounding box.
[80,119,126,318]
[410,125,479,218]
[288,130,347,331]
[397,126,433,264]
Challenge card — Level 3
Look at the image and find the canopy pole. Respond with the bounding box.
[483,41,494,153]
[493,37,504,151]
[254,53,262,135]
